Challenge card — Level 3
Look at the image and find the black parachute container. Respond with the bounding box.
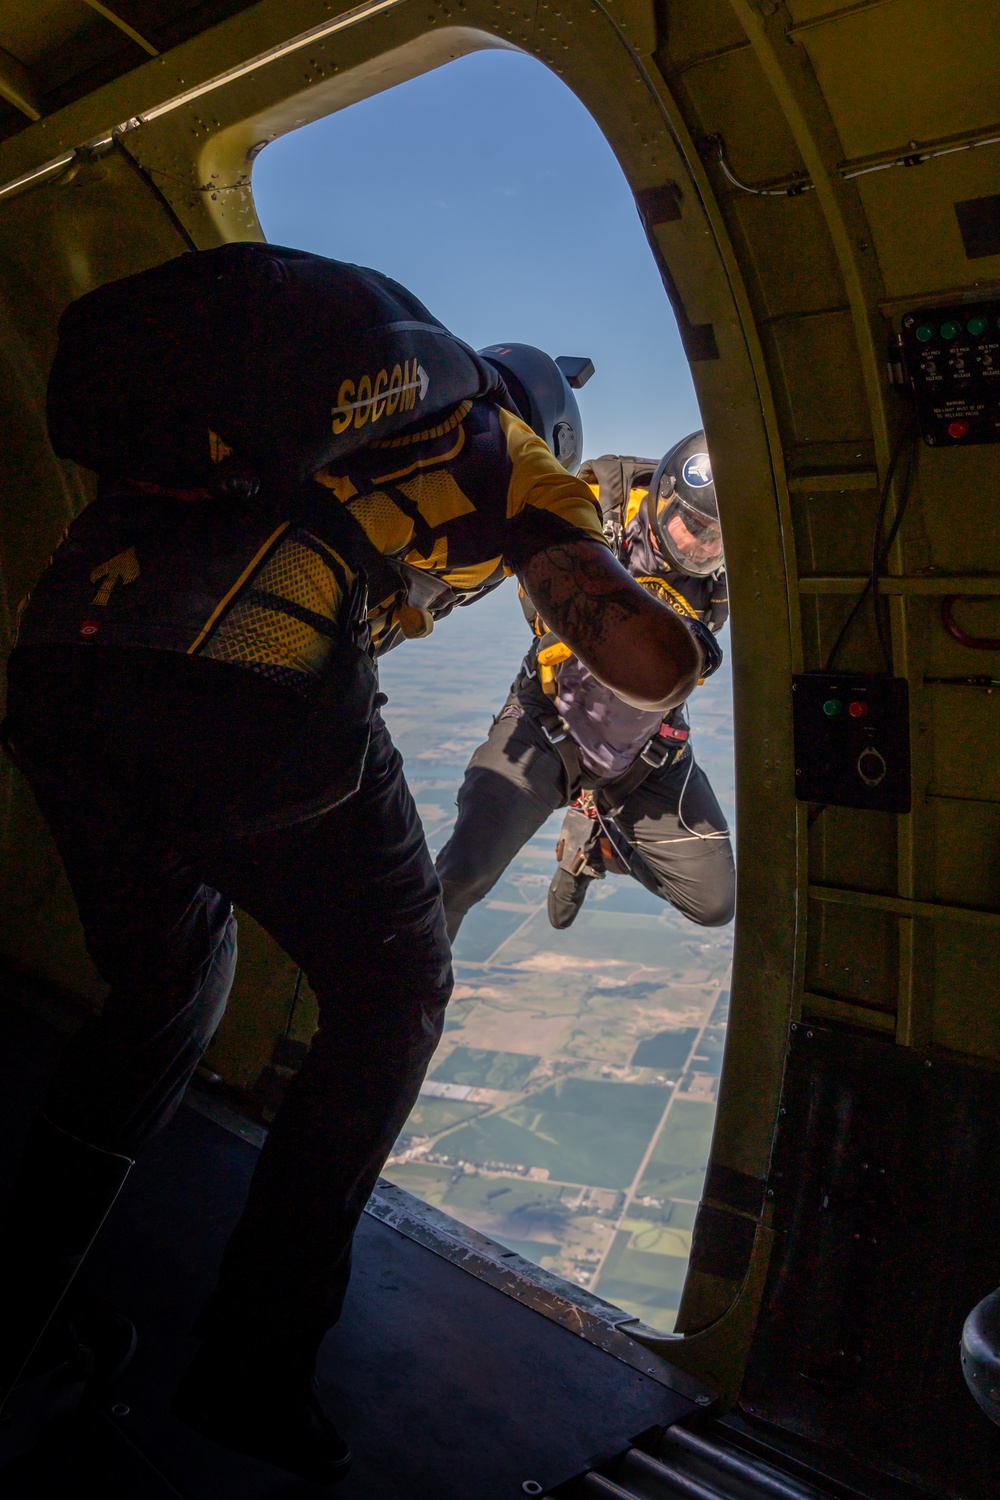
[47,243,501,491]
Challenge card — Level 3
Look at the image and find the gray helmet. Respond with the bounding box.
[649,430,724,577]
[478,344,593,474]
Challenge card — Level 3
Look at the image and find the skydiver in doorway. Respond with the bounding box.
[0,246,719,1483]
[437,434,735,939]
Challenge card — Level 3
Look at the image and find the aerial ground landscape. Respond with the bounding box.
[378,583,735,1333]
[248,46,734,1338]
[253,52,727,1334]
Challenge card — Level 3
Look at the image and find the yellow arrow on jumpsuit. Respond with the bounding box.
[90,547,140,605]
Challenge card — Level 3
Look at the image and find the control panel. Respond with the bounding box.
[901,301,1000,446]
[792,673,911,814]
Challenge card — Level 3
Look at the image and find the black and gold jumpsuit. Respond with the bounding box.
[3,396,606,1372]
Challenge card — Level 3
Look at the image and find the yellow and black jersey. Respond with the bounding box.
[15,398,606,696]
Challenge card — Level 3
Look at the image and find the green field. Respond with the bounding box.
[405,1098,485,1135]
[636,1099,716,1199]
[431,1047,541,1091]
[595,1227,690,1327]
[689,1028,726,1075]
[492,1237,561,1264]
[632,1027,700,1070]
[627,1198,700,1229]
[431,1174,602,1277]
[441,1077,668,1187]
[451,904,533,962]
[384,1161,458,1206]
[438,1174,574,1243]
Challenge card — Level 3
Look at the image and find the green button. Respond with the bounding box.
[823,698,841,716]
[915,324,934,342]
[968,317,988,336]
[941,320,961,339]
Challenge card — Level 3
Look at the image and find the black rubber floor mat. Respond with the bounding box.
[1,993,693,1497]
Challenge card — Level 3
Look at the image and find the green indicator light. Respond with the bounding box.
[941,320,961,339]
[823,699,841,716]
[968,317,988,336]
[915,325,934,342]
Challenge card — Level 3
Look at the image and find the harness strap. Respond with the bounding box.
[294,479,403,618]
[536,713,584,799]
[515,655,583,798]
[516,653,690,811]
[595,720,689,816]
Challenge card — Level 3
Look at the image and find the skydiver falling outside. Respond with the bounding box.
[437,433,735,939]
[0,245,719,1483]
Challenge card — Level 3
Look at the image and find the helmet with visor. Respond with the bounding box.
[649,430,724,578]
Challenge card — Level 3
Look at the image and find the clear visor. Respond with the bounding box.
[654,493,724,575]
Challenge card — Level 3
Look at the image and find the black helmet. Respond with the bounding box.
[478,344,593,474]
[649,430,724,577]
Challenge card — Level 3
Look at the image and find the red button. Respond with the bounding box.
[948,420,969,439]
[848,700,867,718]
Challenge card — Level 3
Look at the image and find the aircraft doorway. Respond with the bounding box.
[254,48,735,1333]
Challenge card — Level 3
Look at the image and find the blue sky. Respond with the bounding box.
[252,48,701,461]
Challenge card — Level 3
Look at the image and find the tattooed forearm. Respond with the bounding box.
[523,541,643,656]
[520,538,702,712]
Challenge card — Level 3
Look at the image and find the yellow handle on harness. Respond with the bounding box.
[536,640,574,667]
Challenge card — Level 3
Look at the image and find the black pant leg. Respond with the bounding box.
[14,769,237,1156]
[191,721,453,1367]
[435,697,567,940]
[4,651,447,1369]
[2,646,310,1155]
[614,754,736,927]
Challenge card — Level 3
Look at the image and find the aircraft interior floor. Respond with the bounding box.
[0,982,697,1499]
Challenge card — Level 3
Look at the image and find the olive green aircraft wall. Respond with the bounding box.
[0,0,998,1404]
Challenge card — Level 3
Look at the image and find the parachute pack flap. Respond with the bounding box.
[46,243,499,491]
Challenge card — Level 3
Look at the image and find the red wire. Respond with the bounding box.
[941,596,1000,651]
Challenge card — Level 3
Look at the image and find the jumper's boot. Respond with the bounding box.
[0,1115,134,1459]
[547,866,595,929]
[962,1287,1000,1424]
[172,1342,352,1484]
[548,798,604,930]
